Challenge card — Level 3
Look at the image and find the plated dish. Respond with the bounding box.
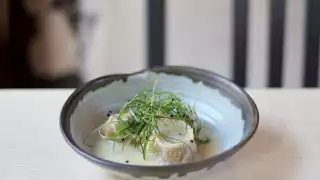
[60,66,259,180]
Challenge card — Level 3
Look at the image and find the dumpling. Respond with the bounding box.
[100,113,132,139]
[101,115,118,138]
[155,118,197,164]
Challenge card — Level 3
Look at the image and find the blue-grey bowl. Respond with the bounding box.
[60,66,259,180]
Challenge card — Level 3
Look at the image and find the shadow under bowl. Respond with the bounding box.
[60,66,259,179]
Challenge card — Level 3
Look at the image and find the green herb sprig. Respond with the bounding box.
[115,78,200,160]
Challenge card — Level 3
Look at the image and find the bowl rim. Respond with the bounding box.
[60,65,259,172]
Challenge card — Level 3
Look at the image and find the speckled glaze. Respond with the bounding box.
[60,66,259,180]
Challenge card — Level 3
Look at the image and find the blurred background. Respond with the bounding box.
[0,0,319,88]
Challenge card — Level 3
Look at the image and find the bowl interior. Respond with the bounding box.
[63,70,256,166]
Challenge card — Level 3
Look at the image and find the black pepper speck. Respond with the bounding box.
[190,140,194,143]
[126,160,129,163]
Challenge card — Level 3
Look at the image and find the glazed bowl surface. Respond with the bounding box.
[60,66,259,180]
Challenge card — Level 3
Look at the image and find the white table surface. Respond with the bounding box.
[0,89,319,180]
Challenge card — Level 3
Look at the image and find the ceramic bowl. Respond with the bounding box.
[60,66,259,180]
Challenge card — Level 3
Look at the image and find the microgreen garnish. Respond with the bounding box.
[114,78,200,160]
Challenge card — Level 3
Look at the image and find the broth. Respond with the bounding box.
[92,122,220,166]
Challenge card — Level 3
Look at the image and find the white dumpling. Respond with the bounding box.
[155,118,197,164]
[101,115,118,137]
[100,113,131,139]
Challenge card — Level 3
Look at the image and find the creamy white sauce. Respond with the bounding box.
[92,123,219,166]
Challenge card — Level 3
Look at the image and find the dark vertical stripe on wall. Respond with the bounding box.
[232,0,249,87]
[268,0,286,87]
[147,0,166,68]
[303,0,320,87]
[9,0,36,87]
